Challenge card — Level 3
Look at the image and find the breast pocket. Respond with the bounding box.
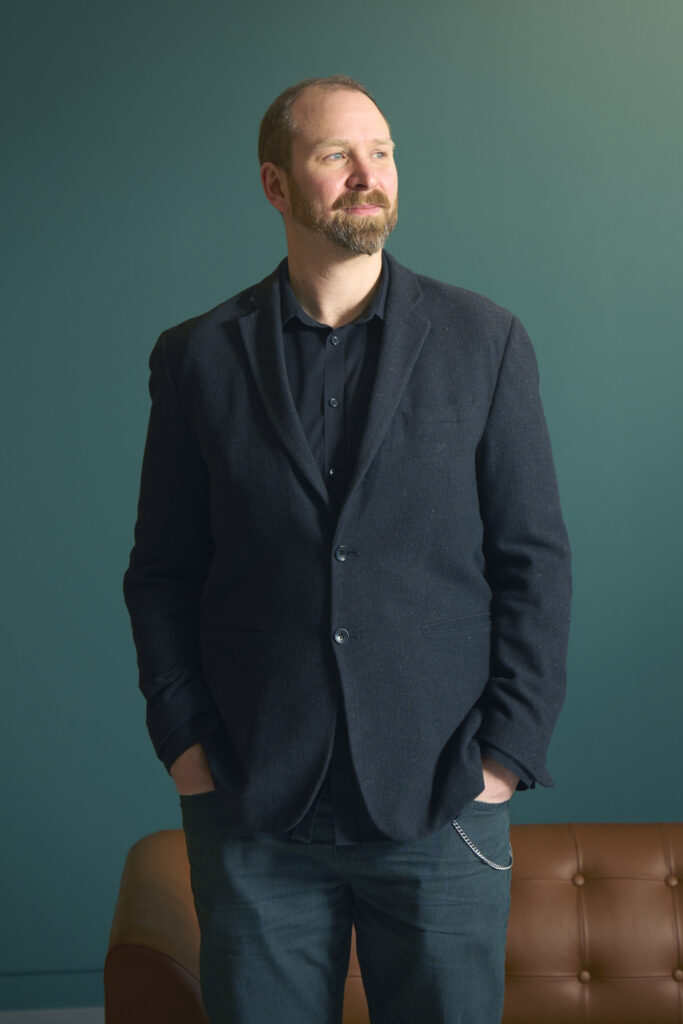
[400,407,485,463]
[402,397,484,426]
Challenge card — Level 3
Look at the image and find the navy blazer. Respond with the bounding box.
[123,252,571,840]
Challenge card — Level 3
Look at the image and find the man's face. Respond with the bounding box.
[284,87,398,255]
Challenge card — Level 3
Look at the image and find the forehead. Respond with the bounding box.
[290,87,391,152]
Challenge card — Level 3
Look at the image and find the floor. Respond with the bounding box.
[0,1011,104,1023]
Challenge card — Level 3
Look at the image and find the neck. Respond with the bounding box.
[285,233,383,328]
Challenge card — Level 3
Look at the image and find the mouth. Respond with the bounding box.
[333,191,390,216]
[343,204,384,216]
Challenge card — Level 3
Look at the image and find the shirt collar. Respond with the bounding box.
[280,251,389,329]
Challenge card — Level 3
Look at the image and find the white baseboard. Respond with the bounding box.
[0,1011,103,1024]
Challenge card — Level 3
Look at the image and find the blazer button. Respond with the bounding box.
[334,628,350,645]
[334,546,348,562]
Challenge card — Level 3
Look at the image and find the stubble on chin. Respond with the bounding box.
[287,177,398,256]
[327,202,398,255]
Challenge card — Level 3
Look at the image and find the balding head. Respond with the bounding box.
[258,75,389,172]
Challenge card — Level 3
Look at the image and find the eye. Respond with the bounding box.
[324,151,346,162]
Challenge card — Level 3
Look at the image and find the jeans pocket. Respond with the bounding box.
[452,800,513,870]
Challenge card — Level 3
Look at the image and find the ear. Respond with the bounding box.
[260,162,289,214]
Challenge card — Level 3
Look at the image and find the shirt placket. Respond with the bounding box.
[323,328,347,502]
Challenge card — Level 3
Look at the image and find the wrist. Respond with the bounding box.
[478,756,519,802]
[481,756,519,787]
[170,743,215,795]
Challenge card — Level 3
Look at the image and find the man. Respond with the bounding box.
[124,75,571,1024]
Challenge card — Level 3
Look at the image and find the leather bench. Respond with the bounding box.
[105,821,683,1023]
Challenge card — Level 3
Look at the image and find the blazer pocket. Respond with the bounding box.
[421,613,491,638]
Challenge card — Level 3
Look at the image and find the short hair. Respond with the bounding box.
[258,75,388,172]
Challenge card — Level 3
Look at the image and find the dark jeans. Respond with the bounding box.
[181,789,512,1024]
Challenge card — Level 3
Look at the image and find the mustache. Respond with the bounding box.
[332,190,391,210]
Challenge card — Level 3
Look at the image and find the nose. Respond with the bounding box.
[346,154,378,192]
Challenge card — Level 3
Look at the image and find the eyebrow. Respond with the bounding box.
[312,137,395,151]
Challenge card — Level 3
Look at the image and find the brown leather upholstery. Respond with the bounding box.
[105,830,208,1023]
[105,822,683,1023]
[504,823,683,1024]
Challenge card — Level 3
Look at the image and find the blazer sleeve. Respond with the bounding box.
[475,315,572,787]
[123,333,222,771]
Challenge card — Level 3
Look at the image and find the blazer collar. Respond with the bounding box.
[237,262,329,504]
[344,253,431,507]
[236,251,431,511]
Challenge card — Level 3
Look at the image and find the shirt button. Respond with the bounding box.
[335,546,348,562]
[334,628,350,645]
[330,335,340,346]
[328,397,338,408]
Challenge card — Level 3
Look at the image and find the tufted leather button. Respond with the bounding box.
[665,874,679,887]
[674,969,683,982]
[572,873,585,886]
[334,546,348,562]
[334,628,350,645]
[578,970,591,983]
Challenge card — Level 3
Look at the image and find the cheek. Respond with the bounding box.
[384,168,399,193]
[302,179,338,209]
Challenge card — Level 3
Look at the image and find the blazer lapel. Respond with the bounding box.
[238,265,330,505]
[343,254,431,504]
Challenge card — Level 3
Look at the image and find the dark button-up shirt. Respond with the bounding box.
[280,257,390,841]
[281,257,387,509]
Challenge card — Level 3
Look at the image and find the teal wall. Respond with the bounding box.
[2,0,682,1010]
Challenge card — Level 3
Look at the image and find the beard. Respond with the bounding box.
[287,177,398,255]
